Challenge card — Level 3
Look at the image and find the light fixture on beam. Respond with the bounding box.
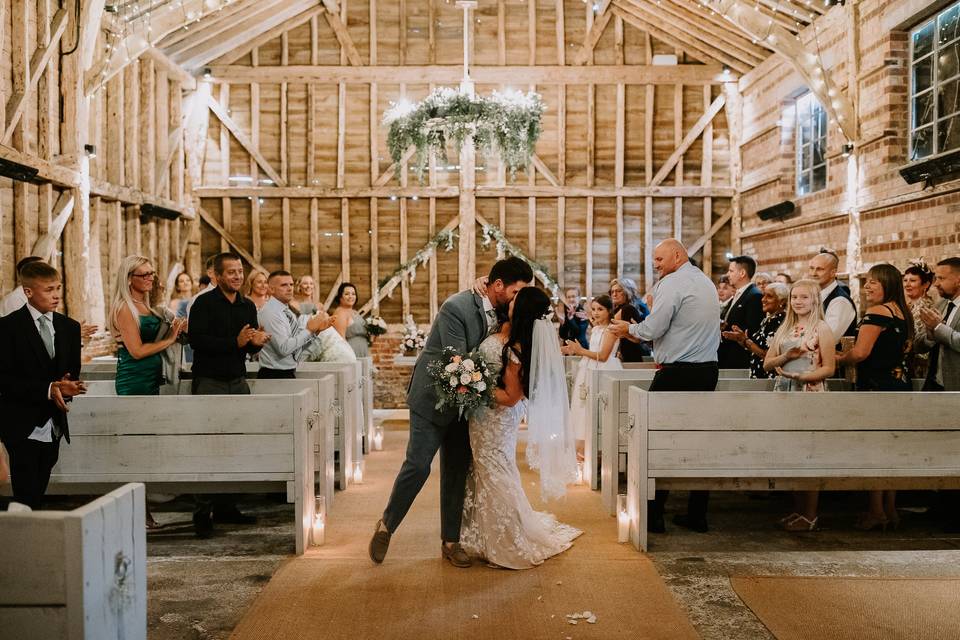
[203,67,212,80]
[84,144,97,159]
[841,142,854,158]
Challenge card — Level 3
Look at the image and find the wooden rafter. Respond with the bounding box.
[321,0,363,66]
[142,47,196,90]
[161,0,280,58]
[573,0,614,66]
[3,8,68,144]
[687,209,733,256]
[206,94,287,187]
[31,191,74,261]
[197,207,268,274]
[711,0,856,140]
[157,0,265,50]
[639,0,768,65]
[195,185,736,198]
[651,93,726,186]
[213,5,326,66]
[206,63,734,84]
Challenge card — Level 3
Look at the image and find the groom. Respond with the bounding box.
[370,257,533,567]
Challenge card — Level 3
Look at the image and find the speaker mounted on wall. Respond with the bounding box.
[756,200,796,222]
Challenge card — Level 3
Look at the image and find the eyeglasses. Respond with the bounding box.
[130,271,156,279]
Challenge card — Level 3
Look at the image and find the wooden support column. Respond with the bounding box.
[702,85,714,278]
[124,62,139,191]
[11,0,32,265]
[220,198,231,253]
[310,199,320,292]
[282,198,291,271]
[369,0,379,311]
[527,0,536,263]
[555,0,566,288]
[37,0,58,242]
[251,48,262,264]
[643,35,654,292]
[722,82,742,254]
[673,77,683,240]
[219,83,230,186]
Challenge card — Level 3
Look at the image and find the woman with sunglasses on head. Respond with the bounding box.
[108,255,187,529]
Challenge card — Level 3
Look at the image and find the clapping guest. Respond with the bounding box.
[188,252,270,537]
[244,270,271,311]
[292,275,318,316]
[167,271,194,318]
[609,278,651,361]
[108,256,187,529]
[556,286,589,349]
[903,260,937,378]
[809,249,858,343]
[0,261,86,510]
[258,271,334,378]
[837,264,913,531]
[719,256,764,369]
[753,272,774,292]
[331,282,370,358]
[763,279,836,531]
[722,282,788,379]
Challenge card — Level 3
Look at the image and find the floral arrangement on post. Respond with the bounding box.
[400,315,426,355]
[383,87,545,181]
[365,315,388,345]
[426,347,495,420]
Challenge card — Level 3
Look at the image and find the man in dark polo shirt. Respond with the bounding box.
[188,251,271,537]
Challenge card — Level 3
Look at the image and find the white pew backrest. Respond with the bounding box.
[0,483,147,640]
[626,388,960,551]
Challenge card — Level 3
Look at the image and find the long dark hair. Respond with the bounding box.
[498,287,551,397]
[867,263,915,344]
[333,282,358,307]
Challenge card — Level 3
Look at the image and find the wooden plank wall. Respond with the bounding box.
[198,0,733,324]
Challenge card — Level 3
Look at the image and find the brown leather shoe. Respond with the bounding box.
[369,520,391,564]
[441,542,472,568]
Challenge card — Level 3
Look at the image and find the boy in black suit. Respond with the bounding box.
[718,255,764,370]
[0,261,85,509]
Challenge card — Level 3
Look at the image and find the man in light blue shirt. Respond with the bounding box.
[257,271,333,378]
[609,238,720,534]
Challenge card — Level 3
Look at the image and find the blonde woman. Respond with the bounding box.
[244,269,270,311]
[763,279,836,531]
[109,256,186,529]
[293,275,318,316]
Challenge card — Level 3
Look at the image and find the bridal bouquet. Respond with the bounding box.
[427,347,495,419]
[401,328,427,355]
[365,315,388,344]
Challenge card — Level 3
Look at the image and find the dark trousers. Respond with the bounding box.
[6,437,61,510]
[192,376,250,517]
[649,362,719,521]
[382,411,472,542]
[258,367,296,379]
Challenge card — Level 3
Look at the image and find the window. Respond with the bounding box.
[796,93,827,196]
[910,2,960,161]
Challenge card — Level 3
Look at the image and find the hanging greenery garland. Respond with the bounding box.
[480,224,561,298]
[384,87,545,181]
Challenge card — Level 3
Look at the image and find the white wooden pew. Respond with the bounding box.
[47,387,322,555]
[0,483,147,640]
[580,367,749,492]
[81,378,337,510]
[359,357,375,454]
[625,388,960,551]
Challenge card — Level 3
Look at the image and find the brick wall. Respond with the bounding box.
[737,0,959,282]
[370,324,423,409]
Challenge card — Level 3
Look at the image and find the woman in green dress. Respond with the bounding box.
[108,256,186,528]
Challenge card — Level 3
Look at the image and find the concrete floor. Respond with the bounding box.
[33,488,960,640]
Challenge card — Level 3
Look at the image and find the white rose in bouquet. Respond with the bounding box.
[444,362,458,373]
[449,376,458,387]
[475,381,487,392]
[459,372,472,385]
[462,359,475,372]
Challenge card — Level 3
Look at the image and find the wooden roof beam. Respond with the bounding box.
[142,47,196,90]
[663,0,772,61]
[157,0,267,53]
[651,93,727,186]
[213,5,326,66]
[206,93,287,187]
[321,0,363,66]
[712,0,856,140]
[573,0,614,65]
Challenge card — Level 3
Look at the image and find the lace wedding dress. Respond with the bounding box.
[460,335,582,569]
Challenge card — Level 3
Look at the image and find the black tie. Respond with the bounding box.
[927,301,955,386]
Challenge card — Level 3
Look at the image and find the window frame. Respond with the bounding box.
[795,92,828,197]
[908,1,960,162]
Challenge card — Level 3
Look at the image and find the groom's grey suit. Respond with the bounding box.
[382,290,492,542]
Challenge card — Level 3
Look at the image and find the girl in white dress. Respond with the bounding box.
[461,287,581,569]
[562,295,621,443]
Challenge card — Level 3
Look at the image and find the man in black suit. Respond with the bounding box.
[0,262,85,509]
[718,255,764,370]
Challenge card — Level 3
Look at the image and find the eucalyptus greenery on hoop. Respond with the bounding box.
[383,87,545,181]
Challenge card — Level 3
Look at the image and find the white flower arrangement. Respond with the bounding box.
[427,347,495,419]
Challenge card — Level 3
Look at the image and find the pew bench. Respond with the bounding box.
[45,386,325,555]
[0,484,147,640]
[624,388,960,551]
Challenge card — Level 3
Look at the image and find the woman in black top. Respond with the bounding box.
[837,264,914,531]
[609,277,651,361]
[721,282,788,379]
[556,286,590,349]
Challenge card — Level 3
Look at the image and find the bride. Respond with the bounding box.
[460,286,582,569]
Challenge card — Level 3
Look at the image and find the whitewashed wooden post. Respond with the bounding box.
[457,1,477,291]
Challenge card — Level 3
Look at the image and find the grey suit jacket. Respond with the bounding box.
[407,291,490,425]
[918,297,960,390]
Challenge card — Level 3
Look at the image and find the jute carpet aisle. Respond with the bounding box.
[229,422,698,640]
[731,576,960,640]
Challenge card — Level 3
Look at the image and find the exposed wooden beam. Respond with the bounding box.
[374,146,417,186]
[215,5,326,66]
[574,0,614,66]
[321,0,364,66]
[31,191,74,261]
[162,0,283,58]
[206,64,734,84]
[687,209,733,257]
[650,93,726,187]
[142,48,196,90]
[194,185,736,198]
[3,8,68,144]
[531,154,560,187]
[206,93,286,187]
[197,206,268,273]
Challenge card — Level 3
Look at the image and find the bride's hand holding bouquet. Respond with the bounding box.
[427,347,496,419]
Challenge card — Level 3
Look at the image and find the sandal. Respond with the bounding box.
[782,514,819,532]
[777,512,801,527]
[146,515,164,531]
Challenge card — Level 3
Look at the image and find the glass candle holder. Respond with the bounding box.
[373,425,384,451]
[312,496,326,546]
[617,494,629,543]
[353,460,365,484]
[576,461,584,485]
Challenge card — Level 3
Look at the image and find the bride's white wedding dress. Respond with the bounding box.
[460,334,582,569]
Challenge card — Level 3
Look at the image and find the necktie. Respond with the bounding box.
[485,308,498,334]
[930,301,956,386]
[38,315,55,359]
[285,307,299,333]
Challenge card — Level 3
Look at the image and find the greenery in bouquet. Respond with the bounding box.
[427,347,495,420]
[365,315,388,344]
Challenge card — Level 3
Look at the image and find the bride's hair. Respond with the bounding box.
[499,286,551,396]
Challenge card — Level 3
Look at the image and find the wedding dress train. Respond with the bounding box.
[460,335,581,569]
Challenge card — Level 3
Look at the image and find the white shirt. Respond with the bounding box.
[942,294,960,329]
[257,297,315,370]
[0,286,27,317]
[935,294,960,386]
[26,303,56,443]
[724,283,751,321]
[186,283,216,318]
[482,295,497,332]
[820,280,857,344]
